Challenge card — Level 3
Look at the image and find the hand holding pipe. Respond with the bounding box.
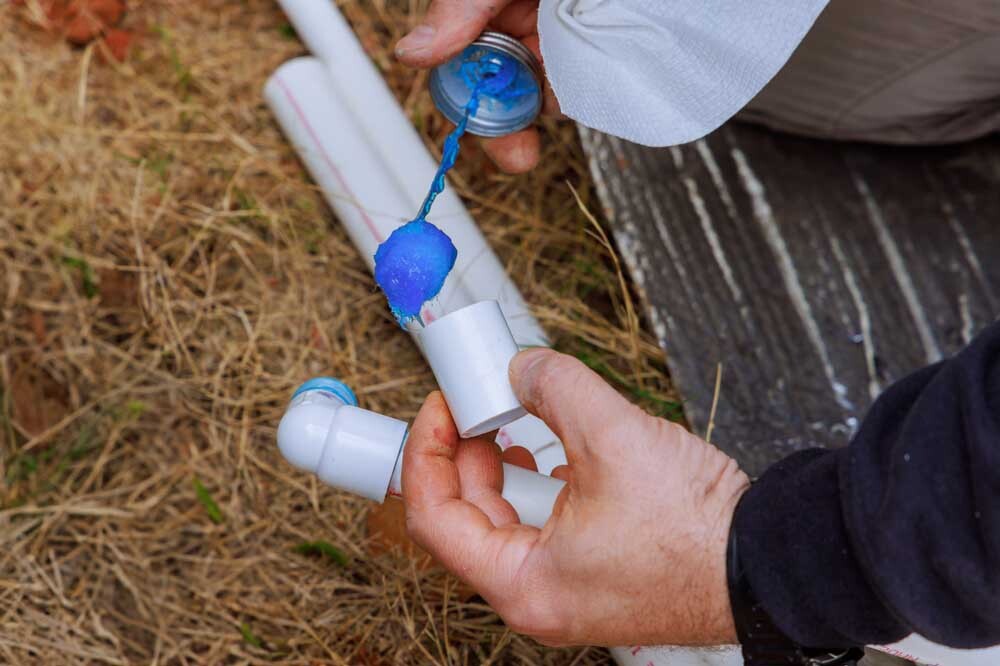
[277,301,564,528]
[278,303,996,666]
[276,378,564,529]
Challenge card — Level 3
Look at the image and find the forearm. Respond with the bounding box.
[731,321,1000,648]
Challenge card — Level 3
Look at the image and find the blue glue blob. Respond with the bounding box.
[375,49,531,327]
[374,219,457,326]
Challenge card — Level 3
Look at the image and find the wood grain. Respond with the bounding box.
[581,124,1000,475]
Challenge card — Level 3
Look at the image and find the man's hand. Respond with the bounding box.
[402,348,751,647]
[394,0,559,174]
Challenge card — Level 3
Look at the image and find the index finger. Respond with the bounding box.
[402,392,539,590]
[401,393,500,570]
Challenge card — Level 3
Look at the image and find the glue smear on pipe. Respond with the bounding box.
[371,79,481,328]
[373,52,530,328]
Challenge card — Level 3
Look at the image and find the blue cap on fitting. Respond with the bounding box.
[429,31,542,138]
[291,377,358,406]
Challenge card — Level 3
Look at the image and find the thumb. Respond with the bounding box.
[395,0,513,67]
[509,349,639,454]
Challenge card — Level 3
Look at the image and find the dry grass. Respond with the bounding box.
[0,1,678,663]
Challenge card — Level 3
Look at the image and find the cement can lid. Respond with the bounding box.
[429,31,542,138]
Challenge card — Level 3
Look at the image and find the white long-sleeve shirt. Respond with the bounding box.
[537,0,829,146]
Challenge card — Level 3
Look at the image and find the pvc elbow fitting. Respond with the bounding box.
[277,377,407,502]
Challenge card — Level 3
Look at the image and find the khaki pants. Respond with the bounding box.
[741,0,1000,144]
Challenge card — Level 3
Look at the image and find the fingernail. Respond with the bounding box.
[395,25,436,59]
[509,348,550,384]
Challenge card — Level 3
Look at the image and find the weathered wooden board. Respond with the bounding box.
[581,124,1000,476]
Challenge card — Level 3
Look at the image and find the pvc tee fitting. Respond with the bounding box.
[418,300,526,438]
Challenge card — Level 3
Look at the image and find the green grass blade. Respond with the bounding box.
[193,478,223,524]
[239,622,262,648]
[293,540,347,566]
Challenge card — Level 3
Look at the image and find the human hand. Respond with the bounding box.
[402,348,751,647]
[394,0,560,174]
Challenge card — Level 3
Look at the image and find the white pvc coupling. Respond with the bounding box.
[419,301,526,438]
[277,389,408,502]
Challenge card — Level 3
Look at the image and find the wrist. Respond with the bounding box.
[727,489,865,665]
[707,482,746,645]
[672,454,748,646]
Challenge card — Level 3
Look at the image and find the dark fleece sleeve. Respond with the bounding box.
[731,320,1000,649]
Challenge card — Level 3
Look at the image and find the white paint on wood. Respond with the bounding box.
[580,131,679,345]
[682,176,745,308]
[830,235,882,400]
[733,147,856,413]
[960,293,975,345]
[643,186,690,286]
[853,175,943,363]
[668,145,684,169]
[944,200,994,306]
[695,139,739,221]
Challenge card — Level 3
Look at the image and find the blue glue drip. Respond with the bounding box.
[417,85,482,221]
[374,51,528,327]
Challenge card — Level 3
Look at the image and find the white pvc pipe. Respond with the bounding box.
[418,301,526,437]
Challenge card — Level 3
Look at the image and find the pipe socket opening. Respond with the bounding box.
[462,406,528,439]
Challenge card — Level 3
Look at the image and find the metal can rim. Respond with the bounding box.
[429,30,543,137]
[471,31,543,86]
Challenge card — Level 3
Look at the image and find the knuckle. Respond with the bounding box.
[528,353,586,401]
[404,510,433,548]
[590,399,649,446]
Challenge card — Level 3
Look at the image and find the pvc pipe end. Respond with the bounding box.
[291,376,358,406]
[419,301,526,438]
[464,406,527,438]
[277,378,359,476]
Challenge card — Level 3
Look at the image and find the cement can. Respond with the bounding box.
[429,31,543,137]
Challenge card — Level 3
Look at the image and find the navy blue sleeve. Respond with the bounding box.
[731,320,1000,649]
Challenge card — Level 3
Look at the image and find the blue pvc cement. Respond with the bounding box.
[373,218,457,326]
[374,48,536,327]
[292,377,358,406]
